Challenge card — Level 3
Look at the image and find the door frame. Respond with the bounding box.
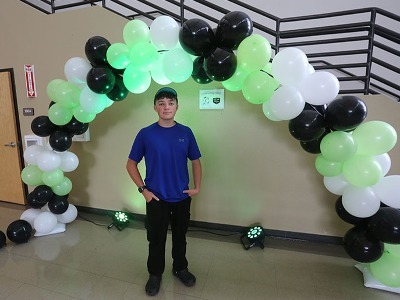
[0,68,28,204]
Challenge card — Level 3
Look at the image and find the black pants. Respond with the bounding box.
[145,197,191,277]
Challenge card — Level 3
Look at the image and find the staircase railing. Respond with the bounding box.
[19,0,400,101]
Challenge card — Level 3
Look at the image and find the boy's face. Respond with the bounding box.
[154,97,178,121]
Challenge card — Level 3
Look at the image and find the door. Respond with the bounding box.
[0,70,26,204]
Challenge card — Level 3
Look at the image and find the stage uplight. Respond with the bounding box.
[240,225,265,250]
[107,211,130,231]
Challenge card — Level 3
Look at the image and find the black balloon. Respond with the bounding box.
[343,226,383,263]
[179,18,216,56]
[87,67,116,94]
[303,103,326,116]
[325,96,367,131]
[288,109,326,142]
[335,197,370,226]
[0,231,6,249]
[48,195,69,215]
[27,185,54,208]
[63,117,89,135]
[204,48,237,81]
[49,130,72,152]
[192,57,212,84]
[6,220,32,244]
[31,115,58,137]
[85,36,111,66]
[107,75,129,101]
[216,11,253,50]
[368,207,400,244]
[299,129,330,154]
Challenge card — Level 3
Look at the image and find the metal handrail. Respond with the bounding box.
[18,0,400,101]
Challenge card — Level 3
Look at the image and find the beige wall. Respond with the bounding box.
[1,0,399,237]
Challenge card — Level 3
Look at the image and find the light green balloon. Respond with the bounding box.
[385,244,400,258]
[42,168,64,187]
[106,43,130,69]
[73,106,96,123]
[370,252,400,287]
[315,154,342,177]
[21,165,43,186]
[162,48,193,83]
[320,131,357,162]
[237,34,272,73]
[353,121,398,155]
[47,79,65,101]
[242,71,276,104]
[130,42,160,72]
[52,177,72,196]
[222,65,250,92]
[54,81,80,108]
[123,64,152,94]
[48,103,73,126]
[123,20,150,48]
[342,155,382,187]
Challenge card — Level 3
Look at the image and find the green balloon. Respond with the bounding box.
[385,244,400,258]
[222,65,250,92]
[48,103,73,126]
[237,34,272,73]
[73,106,96,123]
[42,168,64,187]
[123,64,152,94]
[54,81,80,108]
[320,131,357,162]
[106,43,130,70]
[130,42,160,72]
[123,19,150,48]
[21,165,43,186]
[242,71,276,104]
[342,155,382,187]
[162,48,193,83]
[353,121,397,155]
[370,252,400,287]
[47,79,65,101]
[315,154,342,177]
[52,177,72,196]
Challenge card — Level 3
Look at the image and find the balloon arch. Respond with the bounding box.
[3,11,400,289]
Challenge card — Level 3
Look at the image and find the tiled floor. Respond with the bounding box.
[0,202,398,300]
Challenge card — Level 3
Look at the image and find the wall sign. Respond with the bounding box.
[24,64,37,98]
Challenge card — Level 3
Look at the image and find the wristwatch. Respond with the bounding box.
[138,185,147,193]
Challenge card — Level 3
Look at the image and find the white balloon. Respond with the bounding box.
[342,186,380,218]
[20,208,42,227]
[36,150,61,172]
[64,57,91,85]
[372,175,400,208]
[150,16,179,50]
[57,204,78,224]
[299,71,340,105]
[59,151,79,172]
[323,174,349,195]
[262,100,282,121]
[268,86,305,120]
[271,47,309,86]
[373,153,391,176]
[24,145,46,165]
[34,212,58,234]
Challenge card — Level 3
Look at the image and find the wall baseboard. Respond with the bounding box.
[76,205,344,245]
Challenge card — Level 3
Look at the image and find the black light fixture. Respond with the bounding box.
[240,225,265,250]
[107,211,130,231]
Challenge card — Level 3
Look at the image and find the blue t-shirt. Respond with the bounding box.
[128,122,201,202]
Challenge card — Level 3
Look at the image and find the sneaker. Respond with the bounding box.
[172,268,196,287]
[145,275,161,296]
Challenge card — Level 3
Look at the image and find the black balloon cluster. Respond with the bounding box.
[289,96,368,154]
[179,11,253,83]
[85,36,129,101]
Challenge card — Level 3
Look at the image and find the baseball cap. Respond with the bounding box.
[154,87,178,100]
